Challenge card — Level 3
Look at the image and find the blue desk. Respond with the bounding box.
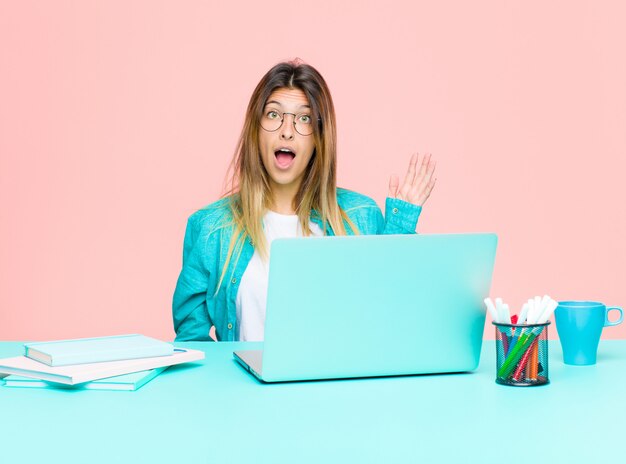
[1,341,624,463]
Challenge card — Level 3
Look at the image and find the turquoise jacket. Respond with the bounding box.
[172,188,422,341]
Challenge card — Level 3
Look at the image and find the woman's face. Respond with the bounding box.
[259,87,316,196]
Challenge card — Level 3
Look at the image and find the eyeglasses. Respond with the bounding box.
[260,109,315,136]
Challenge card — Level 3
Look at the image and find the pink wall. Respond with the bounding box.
[1,1,624,341]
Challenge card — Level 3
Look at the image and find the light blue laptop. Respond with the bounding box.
[233,233,498,382]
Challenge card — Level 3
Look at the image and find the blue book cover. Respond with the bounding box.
[24,334,174,366]
[2,367,167,391]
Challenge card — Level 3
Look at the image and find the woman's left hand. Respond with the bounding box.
[388,153,437,206]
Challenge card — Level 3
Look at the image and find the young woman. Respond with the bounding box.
[172,60,436,341]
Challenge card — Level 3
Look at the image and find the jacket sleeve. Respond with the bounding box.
[381,197,422,234]
[172,214,215,341]
[347,196,422,235]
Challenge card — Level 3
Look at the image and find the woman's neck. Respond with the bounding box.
[269,183,299,215]
[270,196,296,215]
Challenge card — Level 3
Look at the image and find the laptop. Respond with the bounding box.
[233,233,497,382]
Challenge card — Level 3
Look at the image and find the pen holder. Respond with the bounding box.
[493,322,550,387]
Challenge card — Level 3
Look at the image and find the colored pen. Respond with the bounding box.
[512,339,535,381]
[497,327,543,379]
[529,340,539,380]
[506,315,520,356]
[501,333,510,357]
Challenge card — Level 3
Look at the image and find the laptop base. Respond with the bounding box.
[233,350,263,380]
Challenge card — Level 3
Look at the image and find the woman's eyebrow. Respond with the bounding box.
[265,100,311,110]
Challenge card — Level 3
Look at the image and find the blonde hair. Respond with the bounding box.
[216,60,357,293]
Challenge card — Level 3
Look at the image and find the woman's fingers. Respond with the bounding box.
[416,153,431,185]
[410,155,436,200]
[402,154,418,189]
[416,176,437,206]
[388,174,399,198]
[390,153,437,205]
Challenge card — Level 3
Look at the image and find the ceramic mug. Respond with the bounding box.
[555,301,623,365]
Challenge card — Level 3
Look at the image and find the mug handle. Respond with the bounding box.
[605,306,624,327]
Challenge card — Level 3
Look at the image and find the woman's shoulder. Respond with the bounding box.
[186,195,236,234]
[336,187,380,211]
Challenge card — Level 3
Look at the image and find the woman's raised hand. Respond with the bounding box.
[387,153,437,206]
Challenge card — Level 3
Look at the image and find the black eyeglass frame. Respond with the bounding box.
[260,111,322,136]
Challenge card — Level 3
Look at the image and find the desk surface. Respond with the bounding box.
[1,340,624,463]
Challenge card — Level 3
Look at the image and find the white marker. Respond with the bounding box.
[484,298,499,323]
[537,295,550,322]
[526,299,538,324]
[535,295,550,324]
[518,302,530,325]
[495,298,506,323]
[502,303,511,323]
[538,299,558,323]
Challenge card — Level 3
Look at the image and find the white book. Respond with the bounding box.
[24,334,174,366]
[0,348,204,385]
[2,367,167,391]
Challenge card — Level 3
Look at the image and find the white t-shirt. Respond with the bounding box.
[235,210,324,341]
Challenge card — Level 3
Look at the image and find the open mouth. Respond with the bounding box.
[274,148,296,168]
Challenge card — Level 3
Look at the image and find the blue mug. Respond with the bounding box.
[555,301,623,365]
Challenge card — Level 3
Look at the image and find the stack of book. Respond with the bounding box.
[0,334,204,391]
